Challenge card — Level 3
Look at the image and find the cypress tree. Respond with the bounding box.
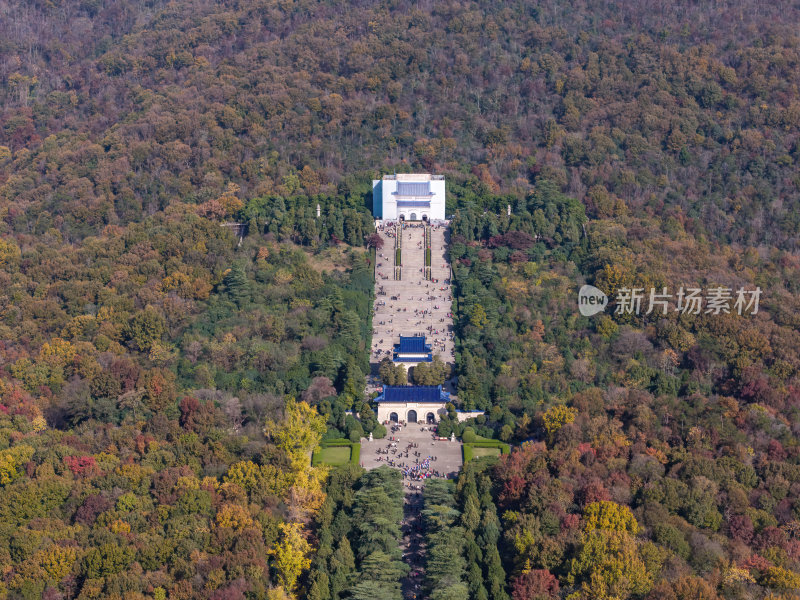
[485,544,509,600]
[223,262,250,306]
[328,536,355,599]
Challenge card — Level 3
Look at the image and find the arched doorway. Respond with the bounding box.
[410,212,417,221]
[426,412,435,423]
[422,214,428,222]
[389,412,398,423]
[407,409,417,423]
[399,214,405,222]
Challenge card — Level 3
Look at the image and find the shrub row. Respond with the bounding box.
[320,438,352,446]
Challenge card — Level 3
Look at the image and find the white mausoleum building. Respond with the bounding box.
[372,173,445,221]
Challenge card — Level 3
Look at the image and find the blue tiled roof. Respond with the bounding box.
[394,354,432,362]
[395,182,432,196]
[396,200,432,206]
[375,385,448,403]
[397,336,428,353]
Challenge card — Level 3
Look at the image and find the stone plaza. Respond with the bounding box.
[360,422,463,481]
[372,222,455,382]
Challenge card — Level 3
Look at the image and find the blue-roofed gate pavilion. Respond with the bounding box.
[373,385,451,423]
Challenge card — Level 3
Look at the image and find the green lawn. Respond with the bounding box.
[472,447,502,458]
[318,446,352,465]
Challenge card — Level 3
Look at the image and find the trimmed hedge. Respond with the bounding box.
[462,445,475,463]
[462,440,511,464]
[425,248,431,266]
[462,426,494,444]
[396,248,401,265]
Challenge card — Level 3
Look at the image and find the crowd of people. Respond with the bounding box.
[369,434,451,482]
[401,458,441,480]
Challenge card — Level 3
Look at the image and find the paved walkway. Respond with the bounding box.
[371,223,454,372]
[401,489,425,599]
[369,221,458,599]
[360,423,463,477]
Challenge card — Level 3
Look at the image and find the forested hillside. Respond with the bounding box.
[3,0,800,248]
[2,0,800,599]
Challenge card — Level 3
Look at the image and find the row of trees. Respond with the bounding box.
[422,480,469,599]
[308,466,407,600]
[377,355,450,387]
[239,194,375,250]
[422,464,511,600]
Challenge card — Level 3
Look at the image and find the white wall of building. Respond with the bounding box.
[377,402,447,423]
[427,178,446,220]
[375,404,484,424]
[372,174,446,221]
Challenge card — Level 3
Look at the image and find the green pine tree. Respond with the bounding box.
[329,536,355,599]
[223,262,250,306]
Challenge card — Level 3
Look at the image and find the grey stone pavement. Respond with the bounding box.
[371,222,455,387]
[360,423,463,479]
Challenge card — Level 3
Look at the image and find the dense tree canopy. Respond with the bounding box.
[2,0,800,598]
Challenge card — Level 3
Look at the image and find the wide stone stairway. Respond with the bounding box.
[370,222,454,374]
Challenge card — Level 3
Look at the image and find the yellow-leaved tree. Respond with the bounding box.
[0,237,21,269]
[266,587,292,600]
[264,397,327,472]
[567,501,653,600]
[582,500,639,535]
[263,397,329,522]
[542,404,578,441]
[271,522,312,597]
